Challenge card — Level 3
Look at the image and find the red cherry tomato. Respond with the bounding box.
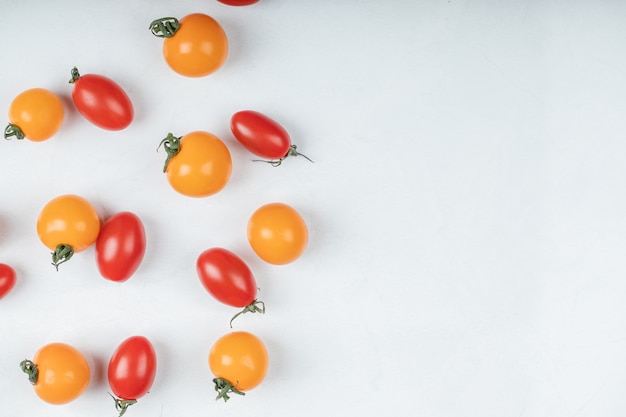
[230,110,313,166]
[218,0,260,5]
[0,263,16,299]
[196,248,264,326]
[69,67,134,130]
[108,336,157,415]
[96,212,146,283]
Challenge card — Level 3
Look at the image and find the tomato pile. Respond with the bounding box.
[2,1,314,413]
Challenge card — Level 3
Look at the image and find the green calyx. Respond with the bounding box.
[51,244,74,271]
[230,299,265,328]
[213,378,245,402]
[68,66,81,84]
[110,393,137,417]
[149,17,180,38]
[157,133,182,172]
[252,144,314,167]
[20,359,39,384]
[4,123,25,140]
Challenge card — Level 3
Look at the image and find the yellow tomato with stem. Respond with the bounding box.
[5,88,64,142]
[158,131,232,197]
[247,202,308,264]
[36,194,100,270]
[20,342,90,405]
[149,13,228,77]
[209,331,268,402]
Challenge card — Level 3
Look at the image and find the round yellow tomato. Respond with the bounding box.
[160,131,232,197]
[36,194,100,269]
[247,203,308,264]
[151,13,228,77]
[5,88,64,142]
[21,342,90,404]
[209,331,268,401]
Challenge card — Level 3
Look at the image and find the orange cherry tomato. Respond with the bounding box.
[158,131,232,197]
[150,13,228,77]
[21,342,90,405]
[209,331,268,401]
[5,88,64,142]
[247,203,308,264]
[36,194,100,270]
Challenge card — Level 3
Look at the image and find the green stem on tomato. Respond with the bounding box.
[149,17,180,38]
[51,244,74,271]
[213,378,245,402]
[230,299,265,328]
[20,359,39,384]
[68,66,82,84]
[252,144,314,167]
[4,123,25,140]
[157,133,182,172]
[109,393,137,417]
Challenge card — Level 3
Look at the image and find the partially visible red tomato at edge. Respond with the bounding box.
[218,0,260,5]
[230,110,292,159]
[0,263,16,299]
[96,212,146,282]
[108,336,157,403]
[69,67,134,131]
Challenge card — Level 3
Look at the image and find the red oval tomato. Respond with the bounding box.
[0,263,16,299]
[108,336,157,415]
[69,67,134,130]
[218,0,260,5]
[196,248,264,326]
[230,110,312,166]
[95,212,146,282]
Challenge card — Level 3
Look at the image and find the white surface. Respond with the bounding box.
[1,1,626,416]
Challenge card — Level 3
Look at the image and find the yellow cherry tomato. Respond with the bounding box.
[36,194,100,269]
[247,202,308,265]
[159,131,232,197]
[5,88,64,142]
[21,342,90,405]
[150,13,228,77]
[209,331,268,401]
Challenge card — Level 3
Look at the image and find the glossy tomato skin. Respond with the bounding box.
[218,0,260,5]
[7,88,64,141]
[70,69,134,130]
[108,336,157,401]
[0,263,16,299]
[247,203,308,265]
[96,212,146,282]
[25,343,90,404]
[163,13,228,77]
[37,194,100,253]
[209,331,268,391]
[231,111,291,159]
[165,131,232,197]
[197,248,257,308]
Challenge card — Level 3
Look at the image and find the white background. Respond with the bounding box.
[1,0,626,416]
